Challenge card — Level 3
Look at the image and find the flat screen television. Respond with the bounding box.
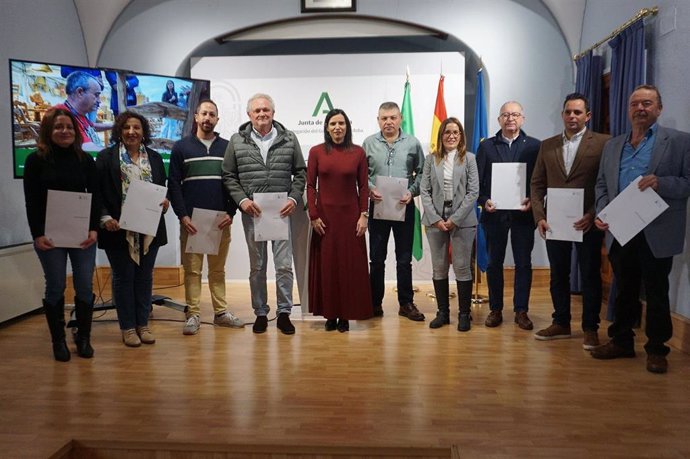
[9,59,210,178]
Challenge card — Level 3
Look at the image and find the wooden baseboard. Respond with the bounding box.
[64,265,183,300]
[52,439,460,459]
[669,312,690,354]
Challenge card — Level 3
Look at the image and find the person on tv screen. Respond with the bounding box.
[160,79,179,139]
[96,111,169,348]
[105,71,140,116]
[23,108,100,362]
[59,66,104,123]
[55,71,113,152]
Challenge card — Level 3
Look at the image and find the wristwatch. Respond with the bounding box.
[361,211,369,218]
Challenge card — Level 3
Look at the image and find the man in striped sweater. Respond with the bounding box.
[169,99,243,335]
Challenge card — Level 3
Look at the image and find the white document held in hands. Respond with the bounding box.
[45,190,92,248]
[597,176,669,246]
[546,188,584,242]
[373,176,408,221]
[118,180,167,236]
[253,192,289,242]
[185,208,226,255]
[491,162,526,210]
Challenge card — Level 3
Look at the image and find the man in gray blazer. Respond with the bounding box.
[593,85,690,374]
[531,93,610,349]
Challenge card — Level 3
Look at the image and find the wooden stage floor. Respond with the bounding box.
[1,280,689,458]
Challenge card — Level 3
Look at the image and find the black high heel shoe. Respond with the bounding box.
[325,318,338,331]
[337,319,349,333]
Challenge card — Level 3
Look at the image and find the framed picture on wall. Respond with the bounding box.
[301,0,356,13]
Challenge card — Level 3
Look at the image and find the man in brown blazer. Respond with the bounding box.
[530,93,610,350]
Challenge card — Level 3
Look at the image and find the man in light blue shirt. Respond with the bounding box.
[593,85,690,374]
[362,102,425,321]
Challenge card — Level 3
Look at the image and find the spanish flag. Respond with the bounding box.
[429,75,447,153]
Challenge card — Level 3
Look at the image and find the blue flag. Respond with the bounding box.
[472,68,488,272]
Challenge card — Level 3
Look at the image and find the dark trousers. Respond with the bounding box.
[369,202,415,307]
[483,219,534,312]
[106,244,160,331]
[545,229,603,330]
[607,234,673,356]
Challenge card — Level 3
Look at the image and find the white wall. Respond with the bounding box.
[581,0,690,318]
[0,0,89,318]
[0,0,88,248]
[96,0,572,278]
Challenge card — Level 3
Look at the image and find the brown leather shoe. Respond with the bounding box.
[590,340,635,359]
[646,354,668,374]
[582,330,600,350]
[514,311,533,330]
[398,303,425,321]
[534,323,571,340]
[484,310,503,327]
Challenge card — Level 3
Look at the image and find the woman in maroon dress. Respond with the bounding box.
[307,108,373,332]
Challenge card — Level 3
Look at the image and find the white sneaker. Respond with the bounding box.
[213,311,245,328]
[182,315,201,335]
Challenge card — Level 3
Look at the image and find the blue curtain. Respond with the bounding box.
[569,51,605,293]
[575,50,604,133]
[606,18,646,319]
[608,18,646,136]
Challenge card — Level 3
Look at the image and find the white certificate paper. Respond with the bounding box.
[185,208,226,255]
[45,190,92,248]
[491,162,526,210]
[373,176,408,221]
[253,192,289,241]
[118,180,167,236]
[597,176,669,246]
[546,188,584,242]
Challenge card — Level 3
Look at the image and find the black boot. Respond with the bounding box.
[430,279,450,329]
[44,298,70,362]
[457,280,473,332]
[74,295,95,358]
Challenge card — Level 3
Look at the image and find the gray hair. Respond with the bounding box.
[246,93,275,113]
[65,71,99,96]
[499,100,524,114]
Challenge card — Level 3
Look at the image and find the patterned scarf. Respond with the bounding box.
[119,143,154,264]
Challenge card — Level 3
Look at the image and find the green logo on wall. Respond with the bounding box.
[312,92,334,116]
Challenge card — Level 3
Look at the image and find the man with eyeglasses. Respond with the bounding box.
[476,101,541,330]
[592,85,690,374]
[530,93,609,349]
[363,101,426,321]
[54,71,112,151]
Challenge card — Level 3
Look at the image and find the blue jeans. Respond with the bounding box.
[483,219,534,312]
[35,244,96,305]
[546,230,603,330]
[241,213,294,316]
[369,202,415,307]
[106,244,159,330]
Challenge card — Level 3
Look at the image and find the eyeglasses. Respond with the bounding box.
[443,130,461,137]
[500,112,523,119]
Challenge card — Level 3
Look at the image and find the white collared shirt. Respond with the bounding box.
[562,127,586,175]
[250,126,277,163]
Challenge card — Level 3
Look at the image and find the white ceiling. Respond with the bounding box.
[74,0,588,66]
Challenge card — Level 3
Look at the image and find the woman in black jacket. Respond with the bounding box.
[23,108,99,361]
[96,111,169,347]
